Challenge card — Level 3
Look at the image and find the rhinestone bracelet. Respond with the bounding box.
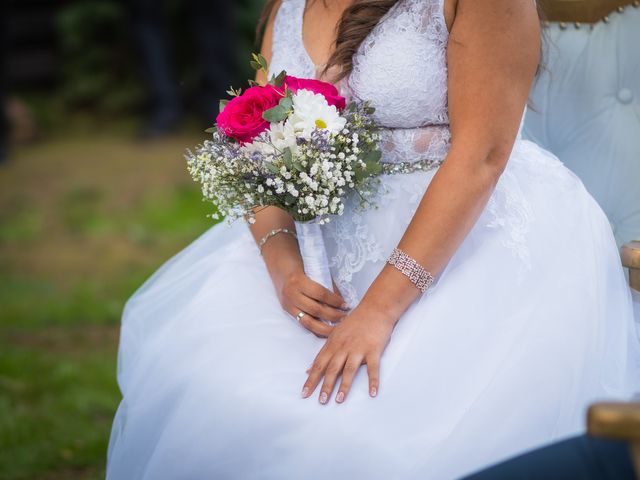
[258,228,298,255]
[387,247,434,293]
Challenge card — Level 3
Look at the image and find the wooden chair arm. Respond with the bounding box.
[588,402,640,477]
[621,240,640,291]
[588,402,640,440]
[542,0,639,23]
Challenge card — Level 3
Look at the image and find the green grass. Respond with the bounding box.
[0,331,120,480]
[0,128,217,479]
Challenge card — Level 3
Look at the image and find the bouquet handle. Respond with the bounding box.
[294,221,334,292]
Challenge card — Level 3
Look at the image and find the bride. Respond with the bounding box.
[107,0,640,478]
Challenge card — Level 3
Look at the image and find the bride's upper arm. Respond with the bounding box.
[446,0,541,169]
[256,0,283,84]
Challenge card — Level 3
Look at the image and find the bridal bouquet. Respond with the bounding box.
[187,54,382,290]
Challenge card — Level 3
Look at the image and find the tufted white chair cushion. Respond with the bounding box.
[523,5,640,247]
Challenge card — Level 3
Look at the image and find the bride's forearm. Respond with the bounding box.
[360,143,510,323]
[248,206,303,285]
[360,0,539,324]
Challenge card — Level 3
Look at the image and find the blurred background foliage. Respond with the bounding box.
[26,0,262,127]
[0,1,264,479]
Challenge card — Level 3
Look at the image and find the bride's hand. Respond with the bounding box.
[277,269,349,338]
[301,304,397,403]
[257,222,348,337]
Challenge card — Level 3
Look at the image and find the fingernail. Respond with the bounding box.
[301,387,309,398]
[370,387,377,397]
[319,392,328,404]
[336,391,345,403]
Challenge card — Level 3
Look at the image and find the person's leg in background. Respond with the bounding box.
[460,434,636,480]
[188,0,236,125]
[130,0,182,138]
[0,1,9,164]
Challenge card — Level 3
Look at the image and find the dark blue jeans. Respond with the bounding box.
[130,0,235,121]
[461,435,635,480]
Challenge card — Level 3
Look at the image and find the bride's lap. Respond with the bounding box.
[110,139,636,479]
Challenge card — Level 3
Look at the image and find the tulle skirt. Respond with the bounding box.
[107,139,640,480]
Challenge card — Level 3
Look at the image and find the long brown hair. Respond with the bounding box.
[257,0,398,81]
[257,0,544,82]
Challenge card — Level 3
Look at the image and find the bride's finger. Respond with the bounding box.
[318,353,347,404]
[302,350,331,398]
[336,354,364,403]
[302,277,348,310]
[296,294,346,323]
[297,313,334,338]
[366,354,381,398]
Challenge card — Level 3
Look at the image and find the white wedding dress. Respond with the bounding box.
[107,1,640,478]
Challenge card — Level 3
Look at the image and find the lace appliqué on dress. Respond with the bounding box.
[484,170,535,278]
[323,203,386,306]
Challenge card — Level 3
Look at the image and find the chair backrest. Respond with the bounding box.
[523,2,640,247]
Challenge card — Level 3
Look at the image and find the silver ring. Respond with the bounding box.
[296,311,306,322]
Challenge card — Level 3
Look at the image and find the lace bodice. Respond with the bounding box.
[270,0,452,164]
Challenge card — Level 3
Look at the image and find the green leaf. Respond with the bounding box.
[364,149,382,164]
[250,53,269,73]
[219,99,228,113]
[262,105,288,123]
[283,193,298,206]
[366,161,383,176]
[353,150,383,181]
[257,53,269,71]
[279,96,293,111]
[270,70,287,87]
[248,79,259,87]
[205,127,217,134]
[282,147,293,169]
[265,162,280,174]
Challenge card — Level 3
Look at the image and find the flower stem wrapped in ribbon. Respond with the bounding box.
[187,54,382,291]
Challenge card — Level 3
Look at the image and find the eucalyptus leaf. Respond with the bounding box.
[279,96,293,111]
[353,167,367,182]
[204,127,217,134]
[282,147,293,168]
[265,162,280,174]
[262,105,288,123]
[364,149,382,164]
[366,161,383,176]
[219,99,228,113]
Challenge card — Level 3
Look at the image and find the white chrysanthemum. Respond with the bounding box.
[289,89,346,139]
[268,120,298,153]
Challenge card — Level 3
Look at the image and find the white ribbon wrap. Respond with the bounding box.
[294,221,333,292]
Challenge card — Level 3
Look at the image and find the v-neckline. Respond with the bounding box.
[298,0,334,76]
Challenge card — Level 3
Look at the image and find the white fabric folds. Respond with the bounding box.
[107,138,640,480]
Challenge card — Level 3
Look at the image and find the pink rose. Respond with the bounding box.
[283,75,346,111]
[216,84,283,144]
